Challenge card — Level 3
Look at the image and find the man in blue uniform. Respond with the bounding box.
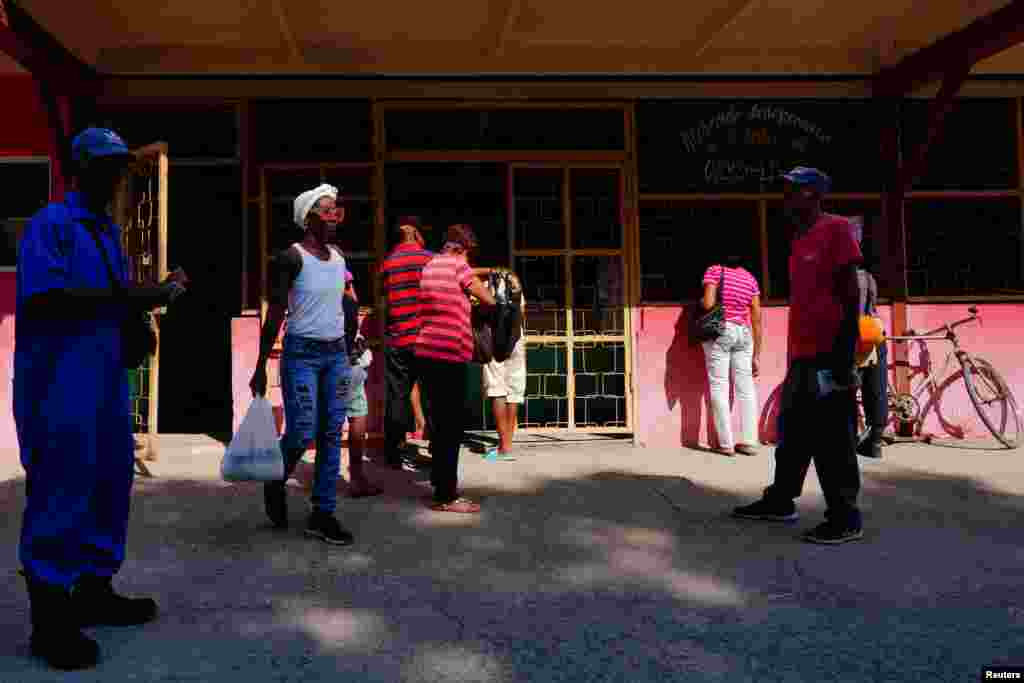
[15,128,189,670]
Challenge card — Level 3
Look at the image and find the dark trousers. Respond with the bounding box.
[417,357,469,503]
[384,345,418,458]
[765,359,862,527]
[859,341,889,433]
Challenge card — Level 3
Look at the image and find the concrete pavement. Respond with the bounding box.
[0,435,1022,682]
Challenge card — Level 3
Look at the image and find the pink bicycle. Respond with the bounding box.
[868,307,1022,449]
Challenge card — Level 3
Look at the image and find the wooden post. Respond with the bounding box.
[878,98,912,436]
[563,165,574,431]
[239,100,252,311]
[625,103,640,441]
[150,147,169,438]
[258,169,268,323]
[758,199,770,298]
[1017,97,1024,283]
[877,65,968,431]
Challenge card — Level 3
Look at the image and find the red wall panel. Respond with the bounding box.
[0,76,50,157]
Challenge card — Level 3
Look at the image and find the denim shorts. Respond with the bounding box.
[347,365,369,418]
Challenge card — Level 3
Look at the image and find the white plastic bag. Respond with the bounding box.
[221,397,285,482]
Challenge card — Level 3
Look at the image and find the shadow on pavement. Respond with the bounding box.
[0,451,1022,681]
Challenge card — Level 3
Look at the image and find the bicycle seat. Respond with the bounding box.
[903,329,916,336]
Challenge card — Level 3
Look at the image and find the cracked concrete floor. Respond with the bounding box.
[0,435,1023,681]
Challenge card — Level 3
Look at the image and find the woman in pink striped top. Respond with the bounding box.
[415,225,495,513]
[701,255,763,456]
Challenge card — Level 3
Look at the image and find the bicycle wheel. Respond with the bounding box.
[961,356,1022,449]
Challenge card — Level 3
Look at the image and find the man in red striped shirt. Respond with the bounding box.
[379,216,434,468]
[416,225,495,513]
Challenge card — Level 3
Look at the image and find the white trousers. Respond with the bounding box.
[701,322,758,449]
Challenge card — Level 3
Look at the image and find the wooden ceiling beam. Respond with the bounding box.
[694,0,759,58]
[480,0,524,59]
[873,0,1024,96]
[0,0,98,91]
[270,0,304,66]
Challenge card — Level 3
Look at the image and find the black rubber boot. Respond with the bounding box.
[23,572,100,671]
[73,575,158,627]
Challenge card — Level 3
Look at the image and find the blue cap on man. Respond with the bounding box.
[781,166,831,194]
[71,127,132,166]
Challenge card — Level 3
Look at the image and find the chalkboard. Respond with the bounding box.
[902,99,1018,191]
[637,100,882,194]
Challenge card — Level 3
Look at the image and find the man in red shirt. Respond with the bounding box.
[379,217,435,468]
[733,167,865,544]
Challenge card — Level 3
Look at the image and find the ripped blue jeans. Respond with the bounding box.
[280,335,351,514]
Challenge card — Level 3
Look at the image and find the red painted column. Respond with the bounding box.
[49,94,71,200]
[877,98,913,434]
[35,78,72,201]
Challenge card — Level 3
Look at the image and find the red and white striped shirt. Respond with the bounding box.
[415,253,475,363]
[702,265,761,327]
[379,242,435,348]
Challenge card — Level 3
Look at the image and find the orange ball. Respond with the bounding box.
[857,315,885,353]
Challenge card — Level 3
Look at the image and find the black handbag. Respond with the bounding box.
[81,219,158,369]
[692,265,726,342]
[471,305,495,364]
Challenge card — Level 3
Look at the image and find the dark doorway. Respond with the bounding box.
[157,164,239,440]
[385,163,509,267]
[384,162,508,430]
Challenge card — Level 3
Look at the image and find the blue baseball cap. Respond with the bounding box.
[71,127,131,166]
[781,166,831,194]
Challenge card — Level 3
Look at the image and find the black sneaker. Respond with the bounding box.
[802,521,863,545]
[304,512,354,546]
[732,498,800,522]
[264,481,288,529]
[384,450,408,470]
[856,438,883,459]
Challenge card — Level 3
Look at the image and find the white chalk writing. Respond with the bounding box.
[679,104,832,155]
[704,159,787,186]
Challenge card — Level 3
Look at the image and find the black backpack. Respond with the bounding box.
[489,271,523,363]
[472,270,523,364]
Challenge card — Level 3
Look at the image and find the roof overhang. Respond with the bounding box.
[5,0,1024,85]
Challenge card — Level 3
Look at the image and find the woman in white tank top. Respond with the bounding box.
[248,184,356,546]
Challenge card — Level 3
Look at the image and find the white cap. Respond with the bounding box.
[293,184,339,229]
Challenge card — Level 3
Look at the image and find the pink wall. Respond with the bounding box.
[0,300,1015,453]
[0,298,1015,453]
[0,273,16,458]
[230,312,385,441]
[633,302,1024,449]
[634,304,793,449]
[227,302,1024,449]
[904,303,1024,441]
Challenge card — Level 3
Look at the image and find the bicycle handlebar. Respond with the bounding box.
[888,307,979,342]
